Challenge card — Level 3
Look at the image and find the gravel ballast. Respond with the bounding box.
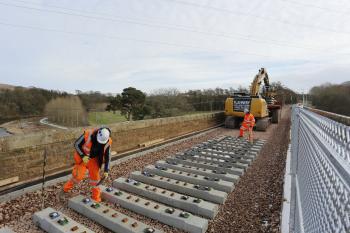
[0,108,290,233]
[207,107,291,233]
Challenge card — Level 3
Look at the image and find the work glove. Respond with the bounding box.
[103,172,109,178]
[82,156,90,164]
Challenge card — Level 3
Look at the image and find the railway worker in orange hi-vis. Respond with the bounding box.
[239,108,255,143]
[63,127,112,202]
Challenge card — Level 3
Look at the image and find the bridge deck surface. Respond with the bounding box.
[0,107,291,233]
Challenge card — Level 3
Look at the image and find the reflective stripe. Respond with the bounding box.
[82,130,93,155]
[71,177,80,184]
[241,125,253,130]
[74,134,85,157]
[103,139,112,172]
[243,114,255,125]
[89,179,99,186]
[105,145,111,172]
[74,166,80,179]
[103,140,110,152]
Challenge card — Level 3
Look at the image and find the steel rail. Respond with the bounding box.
[0,124,223,198]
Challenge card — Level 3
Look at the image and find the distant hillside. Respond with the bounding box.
[310,82,350,116]
[0,86,67,124]
[342,81,350,86]
[0,83,17,90]
[0,83,37,91]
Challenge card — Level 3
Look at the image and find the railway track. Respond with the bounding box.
[19,136,265,233]
[0,125,222,200]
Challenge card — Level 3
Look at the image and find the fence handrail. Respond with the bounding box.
[305,106,350,126]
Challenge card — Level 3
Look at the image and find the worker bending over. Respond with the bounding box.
[239,108,255,143]
[63,127,112,202]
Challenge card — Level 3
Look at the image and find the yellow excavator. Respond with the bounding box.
[224,68,281,131]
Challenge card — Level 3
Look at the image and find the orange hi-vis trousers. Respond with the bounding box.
[239,123,253,142]
[239,123,253,140]
[239,113,255,142]
[63,152,101,202]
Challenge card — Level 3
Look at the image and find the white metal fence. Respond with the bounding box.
[287,106,350,233]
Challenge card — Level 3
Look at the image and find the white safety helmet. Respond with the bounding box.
[244,108,249,114]
[97,128,110,144]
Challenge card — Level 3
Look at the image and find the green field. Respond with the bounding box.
[88,111,126,125]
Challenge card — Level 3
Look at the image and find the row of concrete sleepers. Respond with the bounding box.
[32,136,265,233]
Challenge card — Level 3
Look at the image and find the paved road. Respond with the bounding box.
[39,117,67,130]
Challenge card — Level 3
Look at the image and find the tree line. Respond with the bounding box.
[269,81,299,105]
[106,87,236,121]
[310,82,350,116]
[106,82,298,121]
[0,87,68,124]
[0,81,299,125]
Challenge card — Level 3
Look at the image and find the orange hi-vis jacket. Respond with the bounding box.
[63,128,112,202]
[75,129,112,172]
[241,113,255,129]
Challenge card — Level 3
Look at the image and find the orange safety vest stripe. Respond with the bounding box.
[243,114,255,125]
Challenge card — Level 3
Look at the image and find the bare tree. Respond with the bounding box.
[45,96,88,127]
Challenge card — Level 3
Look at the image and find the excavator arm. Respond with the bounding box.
[249,68,281,124]
[250,68,270,96]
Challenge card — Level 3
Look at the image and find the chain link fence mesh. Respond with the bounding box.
[289,106,350,233]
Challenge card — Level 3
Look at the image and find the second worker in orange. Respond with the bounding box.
[239,108,255,143]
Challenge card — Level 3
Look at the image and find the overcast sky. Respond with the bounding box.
[1,0,350,94]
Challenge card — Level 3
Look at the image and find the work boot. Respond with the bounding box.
[63,180,74,192]
[91,187,101,203]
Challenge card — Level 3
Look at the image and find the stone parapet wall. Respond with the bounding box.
[0,112,224,186]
